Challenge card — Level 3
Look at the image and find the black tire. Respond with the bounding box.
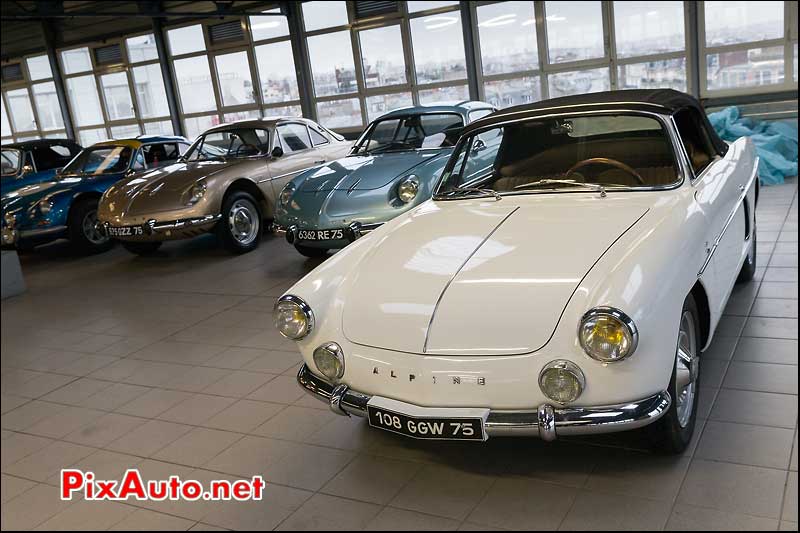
[216,191,262,254]
[122,241,162,256]
[647,293,701,454]
[737,227,757,283]
[67,197,112,254]
[294,244,329,258]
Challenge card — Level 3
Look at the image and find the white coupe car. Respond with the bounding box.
[274,89,758,454]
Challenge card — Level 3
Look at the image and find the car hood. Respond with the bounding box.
[342,194,652,356]
[106,159,254,216]
[297,150,450,193]
[1,179,73,213]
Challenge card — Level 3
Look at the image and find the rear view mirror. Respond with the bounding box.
[272,146,284,158]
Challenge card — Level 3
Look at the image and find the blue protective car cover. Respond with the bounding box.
[708,106,798,185]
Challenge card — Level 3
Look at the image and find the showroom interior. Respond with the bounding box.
[0,0,798,531]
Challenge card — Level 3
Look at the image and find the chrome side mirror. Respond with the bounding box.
[272,146,284,158]
[20,164,33,176]
[472,139,487,154]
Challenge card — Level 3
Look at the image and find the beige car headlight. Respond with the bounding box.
[313,342,345,380]
[188,180,207,205]
[273,295,314,340]
[539,360,585,403]
[578,307,638,363]
[397,175,420,203]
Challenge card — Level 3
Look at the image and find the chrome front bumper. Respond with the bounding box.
[297,364,671,441]
[101,214,221,240]
[271,221,382,244]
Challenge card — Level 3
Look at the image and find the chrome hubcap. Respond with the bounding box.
[82,209,108,245]
[228,200,259,245]
[675,310,699,428]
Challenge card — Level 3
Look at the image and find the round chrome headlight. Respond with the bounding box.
[397,175,420,204]
[188,180,207,204]
[38,199,54,214]
[313,342,345,380]
[279,182,295,206]
[578,307,638,363]
[273,295,314,340]
[539,360,585,404]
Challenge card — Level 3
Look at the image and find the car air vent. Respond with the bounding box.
[209,20,245,44]
[1,63,24,82]
[94,44,123,66]
[354,1,399,19]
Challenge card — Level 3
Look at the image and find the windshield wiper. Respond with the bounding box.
[434,186,502,201]
[368,141,418,154]
[513,179,607,197]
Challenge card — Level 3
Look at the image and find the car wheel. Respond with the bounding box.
[68,197,112,254]
[737,226,757,283]
[217,191,261,254]
[295,244,329,258]
[647,293,701,454]
[122,241,162,256]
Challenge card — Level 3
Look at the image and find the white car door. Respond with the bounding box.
[681,111,755,319]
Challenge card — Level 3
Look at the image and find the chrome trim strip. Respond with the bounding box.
[149,214,221,232]
[18,225,67,239]
[297,364,671,438]
[698,157,759,277]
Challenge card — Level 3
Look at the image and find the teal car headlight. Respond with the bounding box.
[397,175,420,204]
[279,182,296,207]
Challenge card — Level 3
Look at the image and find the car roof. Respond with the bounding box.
[376,100,493,120]
[463,89,727,155]
[91,135,187,149]
[202,117,317,134]
[2,138,78,150]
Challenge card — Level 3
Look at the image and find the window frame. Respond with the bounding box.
[698,0,797,97]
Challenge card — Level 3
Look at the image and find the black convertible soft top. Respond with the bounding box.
[466,89,727,155]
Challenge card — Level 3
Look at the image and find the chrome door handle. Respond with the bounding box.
[739,184,745,192]
[314,160,326,164]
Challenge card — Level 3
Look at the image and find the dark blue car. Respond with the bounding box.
[1,139,83,197]
[1,135,190,253]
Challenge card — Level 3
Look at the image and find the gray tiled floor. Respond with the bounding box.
[1,178,797,531]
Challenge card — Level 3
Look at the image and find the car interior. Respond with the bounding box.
[462,115,687,191]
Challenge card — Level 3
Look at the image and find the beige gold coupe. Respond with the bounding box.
[97,118,351,254]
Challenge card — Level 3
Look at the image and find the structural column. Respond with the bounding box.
[151,17,184,136]
[285,1,316,120]
[460,2,481,101]
[41,20,75,140]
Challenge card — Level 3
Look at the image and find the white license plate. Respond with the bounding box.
[108,225,144,237]
[366,397,489,441]
[297,229,344,241]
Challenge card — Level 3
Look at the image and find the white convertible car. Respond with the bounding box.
[275,90,758,453]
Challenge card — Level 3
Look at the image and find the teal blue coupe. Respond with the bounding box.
[272,101,494,257]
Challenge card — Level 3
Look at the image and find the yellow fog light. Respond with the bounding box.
[539,360,585,404]
[273,295,314,340]
[313,342,344,380]
[578,307,638,363]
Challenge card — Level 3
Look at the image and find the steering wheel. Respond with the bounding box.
[233,143,260,157]
[564,157,645,185]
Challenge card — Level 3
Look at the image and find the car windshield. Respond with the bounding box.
[353,113,464,154]
[435,114,679,198]
[185,127,270,161]
[61,145,135,176]
[1,148,22,177]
